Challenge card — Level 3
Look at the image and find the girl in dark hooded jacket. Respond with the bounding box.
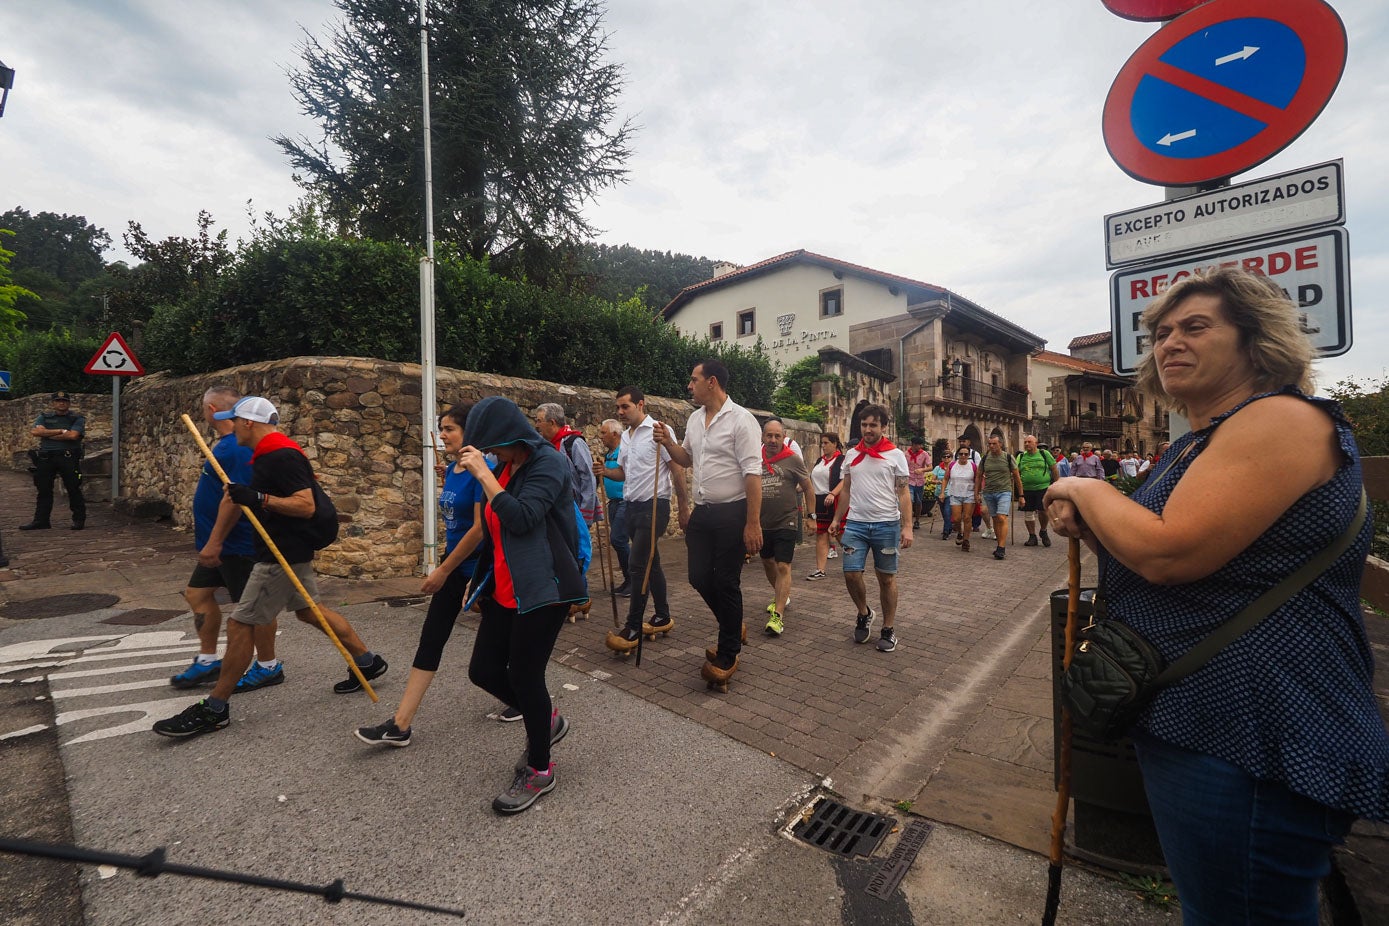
[457,396,588,814]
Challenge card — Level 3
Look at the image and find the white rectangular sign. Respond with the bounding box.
[1110,227,1351,376]
[1104,160,1344,269]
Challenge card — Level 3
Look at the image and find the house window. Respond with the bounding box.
[820,287,843,318]
[737,309,756,337]
[710,322,723,341]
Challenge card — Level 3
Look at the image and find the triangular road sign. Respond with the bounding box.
[84,331,146,376]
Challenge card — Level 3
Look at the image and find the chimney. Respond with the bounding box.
[711,261,738,279]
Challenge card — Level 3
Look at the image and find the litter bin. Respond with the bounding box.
[1051,588,1166,875]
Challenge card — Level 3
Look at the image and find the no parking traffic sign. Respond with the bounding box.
[1102,0,1347,186]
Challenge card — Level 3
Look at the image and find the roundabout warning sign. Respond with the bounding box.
[1102,0,1347,186]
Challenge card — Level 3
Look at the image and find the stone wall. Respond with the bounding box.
[1,392,113,470]
[0,359,824,578]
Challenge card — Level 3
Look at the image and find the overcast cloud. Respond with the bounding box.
[2,0,1385,387]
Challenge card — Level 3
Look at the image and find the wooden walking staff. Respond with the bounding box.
[179,414,379,702]
[1042,536,1081,925]
[634,440,662,668]
[594,465,621,630]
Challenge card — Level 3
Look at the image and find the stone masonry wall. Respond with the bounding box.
[0,358,822,579]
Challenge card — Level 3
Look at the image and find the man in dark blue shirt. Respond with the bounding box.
[21,391,86,530]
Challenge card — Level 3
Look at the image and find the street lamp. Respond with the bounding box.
[0,62,15,118]
[937,357,964,386]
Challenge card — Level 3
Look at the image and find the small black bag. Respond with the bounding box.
[1061,491,1366,741]
[308,482,340,551]
[1061,617,1166,741]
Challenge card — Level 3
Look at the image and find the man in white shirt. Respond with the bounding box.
[596,386,688,655]
[829,404,912,652]
[653,360,762,690]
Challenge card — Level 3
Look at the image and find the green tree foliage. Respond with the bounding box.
[579,243,717,309]
[143,236,775,407]
[1328,375,1389,559]
[102,211,234,334]
[0,229,35,342]
[0,329,105,397]
[275,0,633,262]
[0,208,111,286]
[771,354,829,425]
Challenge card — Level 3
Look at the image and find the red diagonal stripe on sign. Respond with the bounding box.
[1148,59,1288,125]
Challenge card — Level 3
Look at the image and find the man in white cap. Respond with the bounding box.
[154,396,387,738]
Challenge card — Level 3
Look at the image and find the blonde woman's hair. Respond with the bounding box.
[1134,266,1315,415]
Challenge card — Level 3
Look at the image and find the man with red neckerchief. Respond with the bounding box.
[757,418,813,636]
[534,403,598,525]
[828,404,912,652]
[1072,441,1106,479]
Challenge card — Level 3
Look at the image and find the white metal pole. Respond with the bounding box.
[418,0,439,573]
[111,376,120,500]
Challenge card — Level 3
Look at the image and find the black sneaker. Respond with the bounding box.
[355,719,411,747]
[1040,530,1052,548]
[19,522,50,531]
[333,654,388,694]
[498,705,524,722]
[994,547,1006,560]
[853,608,876,644]
[1024,535,1039,547]
[615,581,632,598]
[876,627,899,653]
[153,700,229,738]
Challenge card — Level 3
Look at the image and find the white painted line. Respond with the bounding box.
[0,644,207,675]
[57,697,195,745]
[0,723,48,741]
[45,659,193,681]
[50,678,176,699]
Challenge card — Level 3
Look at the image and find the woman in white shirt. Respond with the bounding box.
[943,447,979,552]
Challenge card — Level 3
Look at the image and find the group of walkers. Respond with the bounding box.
[127,266,1389,920]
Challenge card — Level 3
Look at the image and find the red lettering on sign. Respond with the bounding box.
[1130,280,1150,299]
[1268,252,1291,274]
[1295,246,1318,270]
[1242,256,1264,273]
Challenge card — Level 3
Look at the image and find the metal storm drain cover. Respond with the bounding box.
[792,798,896,858]
[0,593,121,620]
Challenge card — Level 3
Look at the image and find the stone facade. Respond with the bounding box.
[0,358,822,579]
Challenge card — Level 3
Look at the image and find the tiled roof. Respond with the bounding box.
[1033,349,1118,375]
[660,249,946,319]
[1067,331,1112,349]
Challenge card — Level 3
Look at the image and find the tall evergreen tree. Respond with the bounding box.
[275,0,633,261]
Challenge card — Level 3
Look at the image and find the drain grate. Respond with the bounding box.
[0,593,121,620]
[792,799,896,858]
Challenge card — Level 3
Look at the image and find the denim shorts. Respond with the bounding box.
[840,520,900,574]
[982,491,1012,517]
[946,494,973,510]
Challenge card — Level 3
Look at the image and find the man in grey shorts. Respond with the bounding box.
[170,386,282,691]
[155,396,387,738]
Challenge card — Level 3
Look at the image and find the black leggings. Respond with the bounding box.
[468,598,568,770]
[411,567,471,672]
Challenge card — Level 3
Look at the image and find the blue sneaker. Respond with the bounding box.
[170,658,221,689]
[234,661,285,694]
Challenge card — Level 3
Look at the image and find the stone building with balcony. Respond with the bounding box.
[1028,332,1171,455]
[661,250,1045,449]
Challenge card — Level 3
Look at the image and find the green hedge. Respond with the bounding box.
[143,238,774,407]
[0,329,105,398]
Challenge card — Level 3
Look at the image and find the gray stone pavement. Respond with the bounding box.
[0,469,1195,923]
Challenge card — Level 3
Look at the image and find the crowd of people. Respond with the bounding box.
[30,266,1375,912]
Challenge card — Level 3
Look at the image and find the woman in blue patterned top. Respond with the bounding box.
[1045,267,1387,924]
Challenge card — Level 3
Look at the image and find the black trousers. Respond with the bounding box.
[468,598,567,771]
[624,497,669,631]
[685,501,747,658]
[33,449,85,524]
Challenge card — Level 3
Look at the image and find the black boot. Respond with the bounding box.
[19,521,51,531]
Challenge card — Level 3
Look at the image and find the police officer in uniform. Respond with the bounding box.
[22,391,87,531]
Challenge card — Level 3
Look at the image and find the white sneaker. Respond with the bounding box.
[828,547,838,559]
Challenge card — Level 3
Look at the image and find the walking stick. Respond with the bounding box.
[1043,536,1081,925]
[635,442,661,668]
[595,474,621,629]
[179,414,378,702]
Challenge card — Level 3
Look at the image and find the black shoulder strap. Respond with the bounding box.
[1156,490,1368,688]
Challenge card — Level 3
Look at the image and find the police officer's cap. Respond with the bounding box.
[52,391,72,402]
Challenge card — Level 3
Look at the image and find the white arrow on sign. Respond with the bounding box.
[1157,129,1197,147]
[1215,45,1260,66]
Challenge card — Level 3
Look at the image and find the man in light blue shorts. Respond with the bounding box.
[828,404,912,652]
[976,435,1023,561]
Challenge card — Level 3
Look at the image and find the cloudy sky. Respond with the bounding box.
[3,0,1386,388]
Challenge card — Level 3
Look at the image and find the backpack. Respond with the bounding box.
[561,433,588,499]
[308,481,340,550]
